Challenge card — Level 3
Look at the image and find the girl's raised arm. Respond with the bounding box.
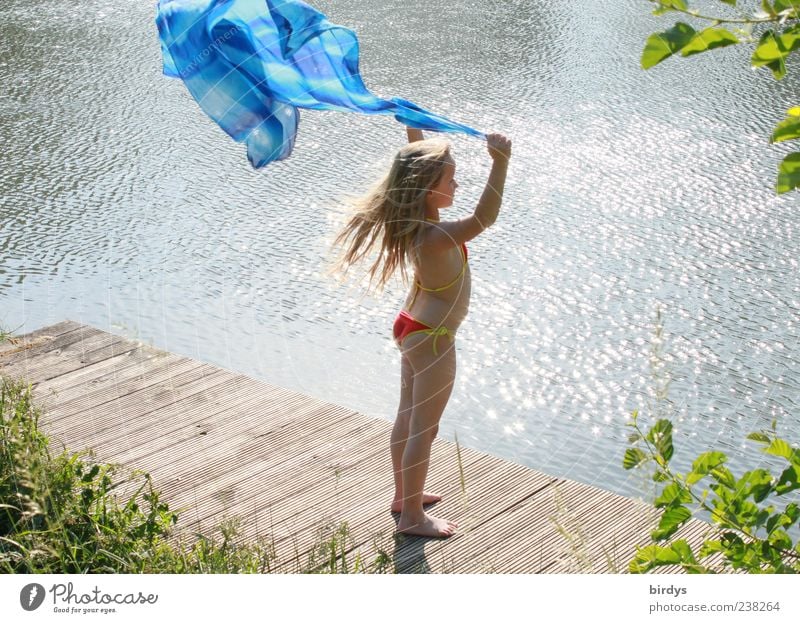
[406,127,425,143]
[427,133,512,250]
[473,133,511,230]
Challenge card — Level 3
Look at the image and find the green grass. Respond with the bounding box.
[0,374,393,573]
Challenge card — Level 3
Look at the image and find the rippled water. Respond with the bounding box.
[2,0,799,499]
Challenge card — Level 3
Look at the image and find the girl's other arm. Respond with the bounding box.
[473,134,511,230]
[407,127,424,143]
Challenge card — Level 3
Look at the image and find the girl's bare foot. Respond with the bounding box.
[390,492,442,513]
[396,512,457,538]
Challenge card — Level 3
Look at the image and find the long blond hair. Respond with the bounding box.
[331,138,452,291]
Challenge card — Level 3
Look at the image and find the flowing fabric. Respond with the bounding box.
[155,0,484,168]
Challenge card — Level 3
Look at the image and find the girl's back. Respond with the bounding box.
[403,226,472,333]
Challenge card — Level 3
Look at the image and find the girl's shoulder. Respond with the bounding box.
[418,216,481,254]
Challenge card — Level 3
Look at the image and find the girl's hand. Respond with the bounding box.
[486,133,511,162]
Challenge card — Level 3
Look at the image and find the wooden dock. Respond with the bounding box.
[0,320,711,573]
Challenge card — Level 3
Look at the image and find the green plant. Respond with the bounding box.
[179,518,278,573]
[624,411,800,573]
[549,485,592,572]
[302,521,393,574]
[1,376,179,573]
[1,373,397,573]
[642,0,800,192]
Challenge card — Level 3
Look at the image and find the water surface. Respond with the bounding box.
[2,0,799,499]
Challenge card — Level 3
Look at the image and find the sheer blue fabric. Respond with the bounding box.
[156,0,484,168]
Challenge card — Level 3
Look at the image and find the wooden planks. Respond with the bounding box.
[0,321,712,573]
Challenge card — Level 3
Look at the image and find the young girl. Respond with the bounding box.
[334,128,511,537]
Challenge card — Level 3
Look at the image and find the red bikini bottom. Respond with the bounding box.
[392,310,454,355]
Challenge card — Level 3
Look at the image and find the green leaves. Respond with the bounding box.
[775,464,800,495]
[777,152,800,193]
[654,482,692,508]
[652,0,689,17]
[642,24,739,69]
[630,540,707,574]
[642,23,697,68]
[751,26,800,80]
[736,469,773,503]
[623,447,648,470]
[749,426,800,464]
[687,451,727,484]
[774,0,800,15]
[647,419,674,462]
[653,506,692,540]
[681,27,740,57]
[771,108,800,144]
[764,437,795,460]
[624,412,800,573]
[643,4,800,194]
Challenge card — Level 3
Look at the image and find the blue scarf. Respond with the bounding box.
[156,0,484,167]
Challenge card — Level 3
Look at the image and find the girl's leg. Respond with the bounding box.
[390,354,443,512]
[390,354,414,506]
[396,335,458,537]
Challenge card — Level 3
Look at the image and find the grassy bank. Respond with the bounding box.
[0,375,392,573]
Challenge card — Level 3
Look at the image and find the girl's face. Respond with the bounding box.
[426,157,458,210]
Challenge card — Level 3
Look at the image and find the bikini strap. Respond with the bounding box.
[414,242,467,293]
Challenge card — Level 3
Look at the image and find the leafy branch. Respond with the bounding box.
[624,411,800,573]
[643,0,800,193]
[650,0,798,24]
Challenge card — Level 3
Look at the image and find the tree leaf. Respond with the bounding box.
[629,544,681,573]
[777,153,800,194]
[775,464,800,495]
[768,529,792,550]
[765,437,795,460]
[652,506,692,540]
[698,539,724,557]
[687,451,727,484]
[655,482,693,508]
[647,419,675,462]
[752,27,800,80]
[642,23,697,69]
[653,0,689,15]
[752,31,787,79]
[681,28,739,58]
[771,116,800,144]
[710,465,736,489]
[766,503,800,532]
[737,469,773,502]
[746,432,771,443]
[775,0,800,14]
[623,447,648,470]
[670,539,698,563]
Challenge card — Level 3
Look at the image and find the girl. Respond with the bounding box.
[334,128,511,537]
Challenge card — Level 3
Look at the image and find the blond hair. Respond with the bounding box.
[331,139,452,291]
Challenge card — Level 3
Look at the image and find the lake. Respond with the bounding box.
[2,0,799,500]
